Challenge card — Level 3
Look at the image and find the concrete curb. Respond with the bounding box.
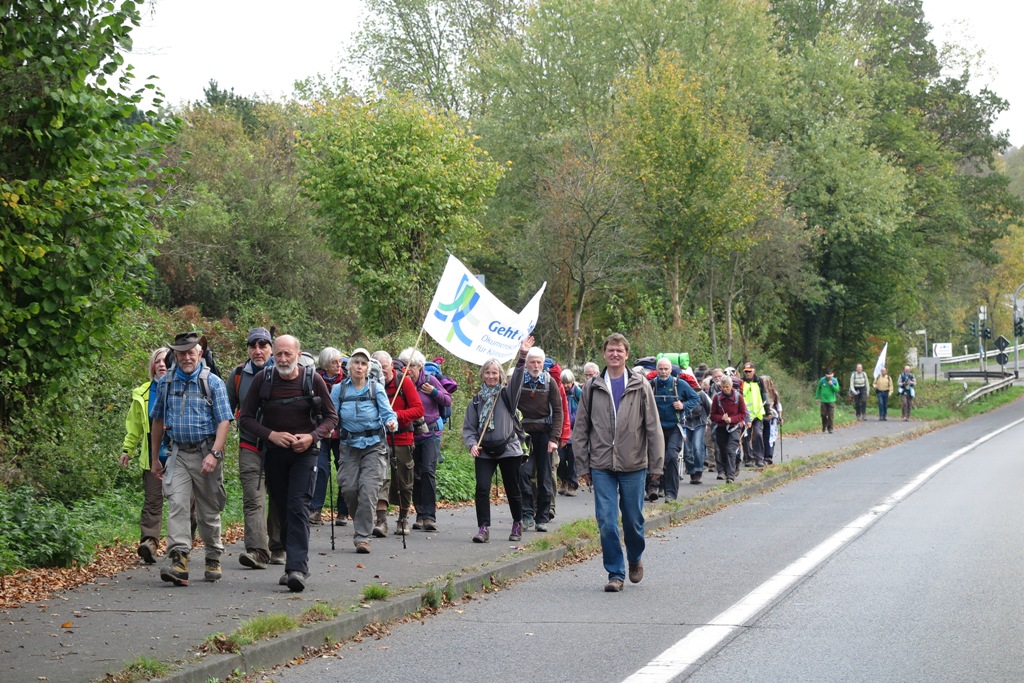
[156,423,937,683]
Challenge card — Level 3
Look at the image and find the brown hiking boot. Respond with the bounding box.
[239,551,267,570]
[269,550,286,565]
[309,508,323,525]
[355,541,371,554]
[604,578,624,592]
[204,559,222,582]
[628,561,644,584]
[395,518,410,535]
[137,540,157,564]
[372,510,388,537]
[160,549,189,586]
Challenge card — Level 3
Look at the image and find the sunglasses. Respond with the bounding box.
[248,340,271,349]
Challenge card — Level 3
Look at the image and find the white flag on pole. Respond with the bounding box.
[422,254,546,365]
[873,342,888,379]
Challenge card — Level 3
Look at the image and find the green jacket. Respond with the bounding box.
[122,380,155,470]
[815,376,841,404]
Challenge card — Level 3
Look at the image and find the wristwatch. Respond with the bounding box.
[210,449,224,460]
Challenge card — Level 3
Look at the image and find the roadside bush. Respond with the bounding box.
[0,487,89,573]
[436,449,475,502]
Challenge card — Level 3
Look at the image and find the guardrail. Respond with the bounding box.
[945,369,1013,381]
[957,374,1017,406]
[939,342,1024,366]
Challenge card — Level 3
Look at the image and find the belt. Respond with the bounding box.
[172,439,212,450]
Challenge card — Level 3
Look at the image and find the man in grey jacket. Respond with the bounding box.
[573,333,664,592]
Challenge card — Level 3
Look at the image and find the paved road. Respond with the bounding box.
[261,403,1024,683]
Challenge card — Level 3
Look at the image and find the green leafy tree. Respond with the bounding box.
[0,0,174,420]
[297,90,503,332]
[612,55,778,329]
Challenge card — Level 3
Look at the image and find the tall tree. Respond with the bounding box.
[297,90,503,332]
[0,0,174,419]
[613,55,778,328]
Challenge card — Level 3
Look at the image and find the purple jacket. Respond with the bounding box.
[416,373,452,442]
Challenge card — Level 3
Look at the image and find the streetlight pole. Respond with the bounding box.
[1014,282,1024,379]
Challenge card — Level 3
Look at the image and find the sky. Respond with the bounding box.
[128,0,1024,148]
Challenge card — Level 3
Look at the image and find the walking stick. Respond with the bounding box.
[327,449,336,551]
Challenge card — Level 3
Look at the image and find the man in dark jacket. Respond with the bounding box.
[650,358,699,500]
[514,344,563,533]
[239,335,338,592]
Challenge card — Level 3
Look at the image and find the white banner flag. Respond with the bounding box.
[422,254,546,365]
[873,342,888,379]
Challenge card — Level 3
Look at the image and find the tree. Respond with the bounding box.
[0,0,174,420]
[297,90,503,332]
[612,55,778,328]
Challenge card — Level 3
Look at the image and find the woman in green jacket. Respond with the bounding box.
[120,348,171,564]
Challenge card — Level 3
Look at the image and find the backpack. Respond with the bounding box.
[423,360,458,427]
[336,375,389,441]
[476,387,526,452]
[256,363,322,429]
[160,363,214,415]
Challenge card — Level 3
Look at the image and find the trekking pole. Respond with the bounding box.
[390,328,426,409]
[777,419,784,464]
[327,450,336,551]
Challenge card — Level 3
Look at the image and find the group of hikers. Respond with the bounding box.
[815,364,917,432]
[121,327,817,593]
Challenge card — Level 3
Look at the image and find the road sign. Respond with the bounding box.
[996,352,1009,366]
[994,335,1010,352]
[932,343,952,358]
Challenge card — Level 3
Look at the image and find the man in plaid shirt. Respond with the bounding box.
[151,331,233,586]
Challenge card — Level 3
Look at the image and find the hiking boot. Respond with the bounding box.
[160,550,189,586]
[557,482,567,496]
[279,573,289,586]
[564,486,578,497]
[690,472,702,485]
[355,541,371,554]
[270,550,286,565]
[334,516,348,526]
[412,519,424,530]
[239,551,267,570]
[628,561,644,584]
[204,559,222,582]
[509,521,523,542]
[472,526,489,543]
[286,571,307,593]
[604,578,624,592]
[726,477,735,483]
[535,522,548,533]
[309,508,323,525]
[422,519,437,532]
[372,510,389,538]
[716,473,725,480]
[137,540,157,565]
[395,518,410,535]
[523,515,535,530]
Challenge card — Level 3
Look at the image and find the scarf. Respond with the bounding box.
[476,383,502,435]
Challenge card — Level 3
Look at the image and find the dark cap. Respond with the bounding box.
[826,367,834,375]
[169,331,200,352]
[247,327,272,345]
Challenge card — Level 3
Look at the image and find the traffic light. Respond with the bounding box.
[1015,317,1024,337]
[969,321,978,336]
[982,327,993,340]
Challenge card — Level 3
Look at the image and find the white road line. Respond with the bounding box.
[623,416,1024,683]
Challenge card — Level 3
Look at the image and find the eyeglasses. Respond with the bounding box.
[248,340,271,349]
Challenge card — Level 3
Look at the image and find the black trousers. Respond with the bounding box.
[475,455,523,527]
[264,445,317,575]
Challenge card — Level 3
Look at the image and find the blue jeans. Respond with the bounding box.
[877,391,889,419]
[661,426,682,499]
[683,423,707,473]
[591,468,647,582]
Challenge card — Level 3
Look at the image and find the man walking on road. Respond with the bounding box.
[226,327,283,569]
[239,335,338,592]
[709,376,747,483]
[815,368,841,433]
[873,367,894,421]
[849,363,869,420]
[514,343,563,533]
[650,357,698,499]
[151,332,233,586]
[573,333,663,593]
[898,365,917,421]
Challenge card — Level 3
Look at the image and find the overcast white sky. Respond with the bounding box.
[128,0,1023,148]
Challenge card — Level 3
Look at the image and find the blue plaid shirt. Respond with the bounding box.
[151,365,233,446]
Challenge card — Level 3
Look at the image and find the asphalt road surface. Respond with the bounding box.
[262,406,1024,683]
